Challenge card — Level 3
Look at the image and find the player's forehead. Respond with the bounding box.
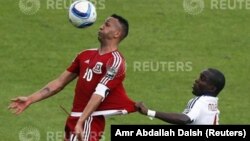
[200,69,213,80]
[105,17,119,25]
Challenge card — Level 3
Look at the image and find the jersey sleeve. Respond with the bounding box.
[67,53,80,74]
[183,97,202,122]
[94,52,126,98]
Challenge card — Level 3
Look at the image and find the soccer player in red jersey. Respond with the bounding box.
[8,14,136,141]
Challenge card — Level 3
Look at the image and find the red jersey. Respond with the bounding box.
[67,48,136,114]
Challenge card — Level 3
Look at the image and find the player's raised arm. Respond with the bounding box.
[8,70,77,115]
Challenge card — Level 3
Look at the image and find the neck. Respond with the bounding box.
[202,92,216,97]
[99,42,118,55]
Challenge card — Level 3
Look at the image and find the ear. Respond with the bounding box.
[114,30,121,39]
[208,85,217,93]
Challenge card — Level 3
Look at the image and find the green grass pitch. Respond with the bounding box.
[1,0,250,140]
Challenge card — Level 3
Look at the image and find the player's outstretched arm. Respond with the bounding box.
[8,70,77,115]
[136,102,192,125]
[155,112,192,125]
[135,102,148,115]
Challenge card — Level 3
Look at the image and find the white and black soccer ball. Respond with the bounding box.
[69,0,97,28]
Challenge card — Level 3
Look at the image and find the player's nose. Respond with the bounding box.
[99,24,104,30]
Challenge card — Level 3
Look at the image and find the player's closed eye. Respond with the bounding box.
[199,74,206,81]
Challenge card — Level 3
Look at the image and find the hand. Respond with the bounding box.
[8,96,31,115]
[135,102,148,115]
[75,120,84,141]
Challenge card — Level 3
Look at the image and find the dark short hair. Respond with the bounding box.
[111,14,129,40]
[207,68,226,95]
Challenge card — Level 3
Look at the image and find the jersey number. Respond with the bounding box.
[83,68,93,82]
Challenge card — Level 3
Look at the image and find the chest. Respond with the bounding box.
[79,53,111,76]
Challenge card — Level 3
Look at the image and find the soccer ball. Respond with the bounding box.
[69,0,97,28]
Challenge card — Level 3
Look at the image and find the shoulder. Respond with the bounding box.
[108,51,126,67]
[199,96,218,104]
[199,95,218,101]
[80,48,98,55]
[186,96,201,108]
[110,51,125,61]
[189,96,218,108]
[75,48,98,57]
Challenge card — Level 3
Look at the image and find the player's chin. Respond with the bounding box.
[192,88,199,96]
[192,86,196,94]
[192,84,199,95]
[192,91,197,96]
[97,35,103,42]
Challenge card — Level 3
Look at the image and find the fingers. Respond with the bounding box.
[11,96,27,102]
[10,98,18,102]
[15,107,24,115]
[135,102,149,115]
[8,103,23,115]
[8,102,17,109]
[76,132,83,141]
[75,123,84,141]
[135,102,144,110]
[135,101,143,107]
[8,108,19,115]
[8,97,28,115]
[8,99,20,110]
